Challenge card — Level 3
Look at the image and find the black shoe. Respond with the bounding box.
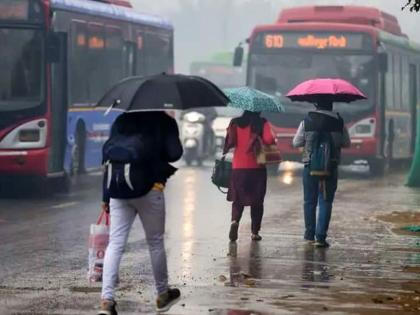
[156,288,181,313]
[314,240,330,248]
[251,234,262,241]
[229,221,239,242]
[97,300,117,315]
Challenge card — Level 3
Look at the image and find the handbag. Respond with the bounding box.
[87,210,110,283]
[211,155,232,193]
[256,143,282,165]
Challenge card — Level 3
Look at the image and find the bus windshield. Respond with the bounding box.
[0,28,43,111]
[249,52,375,126]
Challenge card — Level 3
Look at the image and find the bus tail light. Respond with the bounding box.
[0,119,47,149]
[349,118,376,138]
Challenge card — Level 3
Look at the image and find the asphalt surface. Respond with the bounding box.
[0,163,419,315]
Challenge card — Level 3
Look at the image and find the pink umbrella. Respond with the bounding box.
[286,78,367,103]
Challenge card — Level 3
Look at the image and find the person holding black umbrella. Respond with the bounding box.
[98,112,183,315]
[97,74,229,315]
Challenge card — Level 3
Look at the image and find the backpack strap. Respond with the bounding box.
[124,163,135,190]
[336,112,344,134]
[106,161,112,189]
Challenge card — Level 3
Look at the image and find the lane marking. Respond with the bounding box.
[51,202,79,209]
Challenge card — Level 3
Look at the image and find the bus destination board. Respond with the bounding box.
[0,0,30,20]
[256,32,372,51]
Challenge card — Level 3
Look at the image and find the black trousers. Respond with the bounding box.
[231,201,264,234]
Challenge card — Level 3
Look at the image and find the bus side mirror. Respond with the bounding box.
[379,53,388,73]
[233,44,244,67]
[46,32,61,63]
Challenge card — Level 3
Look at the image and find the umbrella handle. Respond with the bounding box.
[104,99,120,116]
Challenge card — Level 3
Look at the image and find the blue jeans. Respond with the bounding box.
[303,166,338,242]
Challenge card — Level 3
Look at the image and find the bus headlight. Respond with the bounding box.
[19,129,41,142]
[349,118,376,138]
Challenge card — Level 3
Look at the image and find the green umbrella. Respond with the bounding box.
[223,87,285,112]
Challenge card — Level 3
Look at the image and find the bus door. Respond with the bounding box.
[409,64,418,154]
[48,32,68,175]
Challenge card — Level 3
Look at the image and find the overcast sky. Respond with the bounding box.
[130,0,418,73]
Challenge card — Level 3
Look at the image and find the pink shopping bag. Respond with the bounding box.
[87,210,110,283]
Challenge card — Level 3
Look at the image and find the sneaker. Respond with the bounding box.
[156,288,181,313]
[97,300,117,315]
[304,239,315,245]
[251,234,262,241]
[314,240,330,248]
[229,221,239,242]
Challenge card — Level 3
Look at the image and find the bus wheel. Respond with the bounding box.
[70,127,86,176]
[369,159,385,177]
[267,164,280,176]
[185,157,193,166]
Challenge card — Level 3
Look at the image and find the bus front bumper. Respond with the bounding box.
[276,137,378,164]
[0,148,49,177]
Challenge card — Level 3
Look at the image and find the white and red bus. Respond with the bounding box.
[0,0,173,185]
[234,6,420,175]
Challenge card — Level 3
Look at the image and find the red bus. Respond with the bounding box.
[234,6,420,175]
[0,0,173,186]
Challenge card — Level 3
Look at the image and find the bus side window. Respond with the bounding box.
[145,32,171,75]
[87,23,105,104]
[105,26,124,90]
[394,54,402,110]
[402,56,410,112]
[136,32,146,76]
[70,21,88,106]
[385,53,394,110]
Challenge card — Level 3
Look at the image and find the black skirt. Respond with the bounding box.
[227,168,267,206]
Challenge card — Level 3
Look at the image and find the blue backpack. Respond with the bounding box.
[309,131,336,177]
[103,133,155,199]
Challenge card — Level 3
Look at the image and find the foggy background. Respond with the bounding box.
[130,0,418,73]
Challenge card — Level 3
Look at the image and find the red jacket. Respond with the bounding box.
[224,121,275,169]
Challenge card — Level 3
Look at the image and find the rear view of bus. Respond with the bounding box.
[243,6,420,175]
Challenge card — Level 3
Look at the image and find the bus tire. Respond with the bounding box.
[70,125,86,176]
[267,164,280,176]
[369,159,385,177]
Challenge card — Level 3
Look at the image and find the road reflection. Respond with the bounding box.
[301,246,330,289]
[227,241,262,288]
[278,161,301,185]
[181,169,196,276]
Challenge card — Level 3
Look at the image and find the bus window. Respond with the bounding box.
[0,28,43,109]
[70,21,88,106]
[401,56,410,111]
[393,54,402,110]
[385,53,394,110]
[136,32,146,76]
[145,33,171,75]
[87,23,105,103]
[105,26,124,90]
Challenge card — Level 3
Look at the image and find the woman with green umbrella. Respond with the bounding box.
[222,87,283,241]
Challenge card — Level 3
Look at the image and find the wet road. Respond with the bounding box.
[0,163,419,315]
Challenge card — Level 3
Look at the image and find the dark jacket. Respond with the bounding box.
[102,112,183,202]
[292,110,351,164]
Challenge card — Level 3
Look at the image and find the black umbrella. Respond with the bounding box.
[97,73,230,112]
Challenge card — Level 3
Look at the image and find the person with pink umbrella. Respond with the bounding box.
[288,78,366,248]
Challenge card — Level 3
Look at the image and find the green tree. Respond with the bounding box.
[402,0,420,11]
